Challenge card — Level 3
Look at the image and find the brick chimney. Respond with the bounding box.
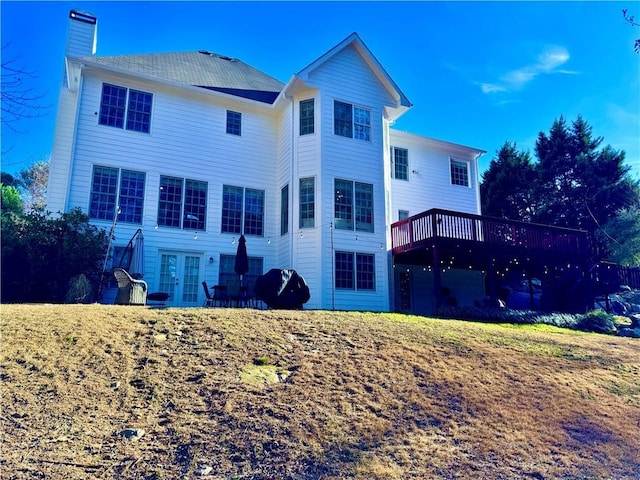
[65,9,97,58]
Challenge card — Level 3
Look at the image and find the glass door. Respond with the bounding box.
[158,252,202,306]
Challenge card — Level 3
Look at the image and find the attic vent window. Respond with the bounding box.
[219,55,235,62]
[198,50,213,56]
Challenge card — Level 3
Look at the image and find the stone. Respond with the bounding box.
[195,465,213,476]
[120,428,145,440]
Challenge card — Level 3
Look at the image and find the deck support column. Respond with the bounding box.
[487,259,497,307]
[433,244,442,311]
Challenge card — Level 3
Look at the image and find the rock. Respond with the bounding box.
[195,465,213,476]
[629,314,640,329]
[120,428,145,440]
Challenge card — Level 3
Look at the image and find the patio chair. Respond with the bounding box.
[244,279,259,308]
[202,281,214,307]
[211,285,227,307]
[226,278,242,307]
[113,268,148,305]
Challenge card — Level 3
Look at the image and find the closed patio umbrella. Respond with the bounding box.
[130,231,145,278]
[234,234,249,281]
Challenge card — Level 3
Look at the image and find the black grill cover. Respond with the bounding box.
[254,269,310,309]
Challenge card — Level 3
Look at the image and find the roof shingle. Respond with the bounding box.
[81,50,285,104]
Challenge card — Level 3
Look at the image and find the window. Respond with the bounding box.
[219,254,263,290]
[353,107,371,141]
[221,185,264,236]
[398,210,409,220]
[356,253,376,290]
[118,170,146,223]
[450,159,470,187]
[281,184,289,235]
[126,89,153,133]
[334,179,373,232]
[300,99,314,135]
[183,180,208,230]
[99,83,152,133]
[221,185,243,234]
[392,147,409,180]
[335,251,375,291]
[334,179,353,230]
[226,110,242,135]
[89,166,145,224]
[157,176,207,230]
[334,101,370,141]
[99,84,126,129]
[244,189,264,236]
[299,177,315,229]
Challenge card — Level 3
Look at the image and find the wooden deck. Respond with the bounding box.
[392,208,590,265]
[391,209,592,312]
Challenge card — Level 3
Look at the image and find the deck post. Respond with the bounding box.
[433,244,442,311]
[487,259,497,307]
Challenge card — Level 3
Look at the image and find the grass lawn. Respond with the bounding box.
[1,305,639,479]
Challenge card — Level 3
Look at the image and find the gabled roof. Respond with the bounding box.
[78,51,285,104]
[294,32,412,111]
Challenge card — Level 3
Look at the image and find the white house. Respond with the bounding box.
[47,10,486,311]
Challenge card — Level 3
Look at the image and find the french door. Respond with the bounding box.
[158,251,202,306]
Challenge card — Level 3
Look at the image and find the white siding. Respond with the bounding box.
[389,130,482,222]
[66,72,281,300]
[51,25,486,311]
[302,45,394,311]
[47,86,80,214]
[276,100,293,270]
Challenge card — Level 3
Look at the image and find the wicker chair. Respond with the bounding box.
[113,268,148,305]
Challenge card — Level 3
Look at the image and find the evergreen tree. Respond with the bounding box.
[480,115,639,263]
[534,116,638,259]
[481,141,536,221]
[599,205,640,266]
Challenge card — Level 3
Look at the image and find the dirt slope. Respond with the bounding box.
[1,305,639,479]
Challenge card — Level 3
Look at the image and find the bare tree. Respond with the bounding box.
[1,43,51,138]
[622,9,640,53]
[18,159,49,211]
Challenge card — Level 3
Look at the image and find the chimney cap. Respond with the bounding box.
[69,9,97,25]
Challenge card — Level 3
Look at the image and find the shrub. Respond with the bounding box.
[436,306,579,329]
[64,274,93,304]
[1,208,108,303]
[574,310,617,335]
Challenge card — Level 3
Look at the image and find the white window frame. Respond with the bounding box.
[450,158,471,187]
[391,146,409,180]
[334,100,371,141]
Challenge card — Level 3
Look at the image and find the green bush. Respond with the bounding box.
[1,208,108,303]
[437,306,622,335]
[574,310,617,335]
[64,274,93,304]
[436,306,579,329]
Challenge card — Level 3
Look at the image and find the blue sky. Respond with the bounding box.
[1,1,639,181]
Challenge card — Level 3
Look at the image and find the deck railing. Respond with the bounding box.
[392,208,590,257]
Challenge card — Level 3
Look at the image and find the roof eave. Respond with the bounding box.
[297,32,412,112]
[390,128,486,157]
